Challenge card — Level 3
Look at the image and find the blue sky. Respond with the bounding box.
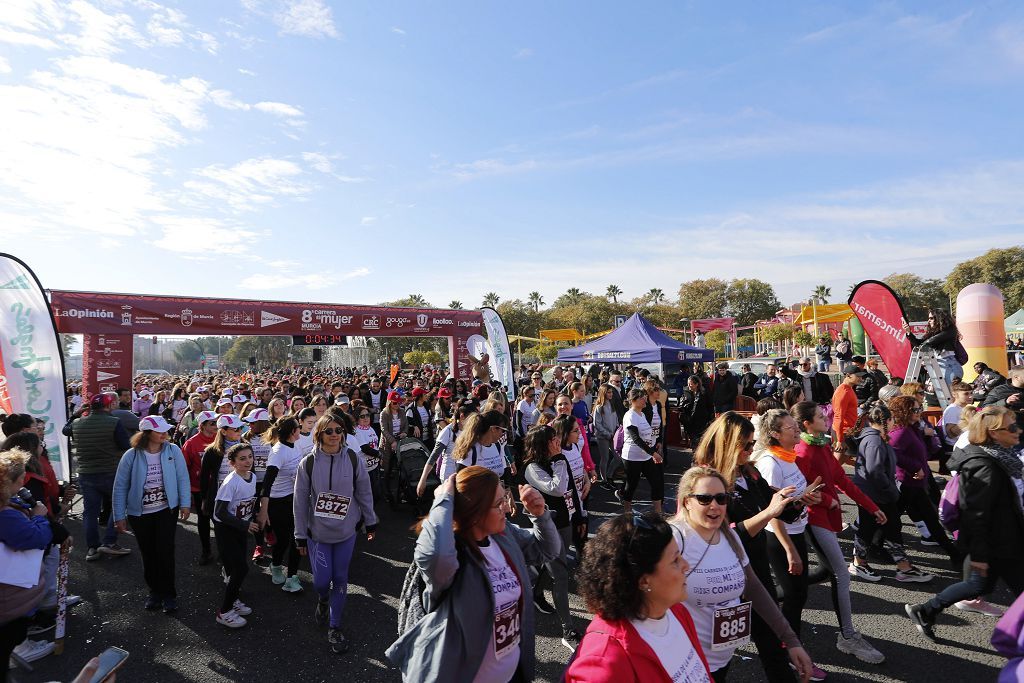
[2,1,1023,310]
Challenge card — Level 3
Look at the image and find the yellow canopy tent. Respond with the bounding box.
[794,303,855,329]
[540,329,584,343]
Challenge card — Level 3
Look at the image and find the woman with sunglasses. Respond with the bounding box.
[669,466,813,682]
[693,412,804,682]
[522,424,585,650]
[902,308,963,386]
[566,512,713,682]
[453,410,511,478]
[790,401,886,665]
[255,417,303,593]
[418,401,476,498]
[386,467,559,682]
[293,413,377,654]
[907,406,1024,641]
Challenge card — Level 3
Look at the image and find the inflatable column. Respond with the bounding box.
[956,283,1008,382]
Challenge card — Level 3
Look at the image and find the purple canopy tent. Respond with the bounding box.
[556,313,714,364]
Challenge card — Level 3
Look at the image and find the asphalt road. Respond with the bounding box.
[24,450,1010,683]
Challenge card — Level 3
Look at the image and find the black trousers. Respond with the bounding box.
[0,617,28,683]
[268,494,300,576]
[192,491,211,554]
[128,507,179,598]
[215,522,249,613]
[747,546,797,682]
[899,485,958,558]
[620,458,664,503]
[766,531,809,638]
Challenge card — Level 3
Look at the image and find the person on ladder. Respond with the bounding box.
[902,310,964,387]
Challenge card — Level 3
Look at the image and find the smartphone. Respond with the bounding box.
[89,646,129,683]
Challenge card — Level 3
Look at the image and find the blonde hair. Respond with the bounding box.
[0,448,30,508]
[671,466,730,528]
[693,413,755,488]
[967,406,1014,445]
[899,382,923,396]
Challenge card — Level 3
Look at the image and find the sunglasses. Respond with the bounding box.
[687,493,731,506]
[357,413,371,418]
[322,428,345,436]
[741,440,755,451]
[996,424,1021,434]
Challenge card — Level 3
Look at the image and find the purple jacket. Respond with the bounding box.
[993,592,1024,681]
[889,425,929,489]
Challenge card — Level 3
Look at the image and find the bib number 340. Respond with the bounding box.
[493,601,521,659]
[711,601,752,651]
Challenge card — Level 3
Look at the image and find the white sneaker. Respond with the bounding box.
[232,599,252,616]
[13,639,55,663]
[216,609,247,628]
[836,632,885,664]
[955,598,1004,617]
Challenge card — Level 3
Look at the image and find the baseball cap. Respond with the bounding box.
[334,395,351,405]
[197,386,209,392]
[139,415,173,433]
[197,410,218,424]
[387,391,403,403]
[217,414,243,429]
[436,387,452,399]
[139,389,153,398]
[90,392,116,409]
[216,398,233,407]
[221,388,234,396]
[843,367,867,377]
[851,355,866,364]
[243,408,270,423]
[411,387,427,398]
[233,395,248,403]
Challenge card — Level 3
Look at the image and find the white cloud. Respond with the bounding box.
[302,151,333,172]
[151,215,261,255]
[0,27,60,49]
[184,157,311,212]
[239,266,370,290]
[994,22,1024,67]
[254,100,303,117]
[275,0,338,38]
[360,216,376,226]
[61,0,144,56]
[209,88,249,110]
[0,56,10,74]
[334,174,368,183]
[391,26,405,35]
[238,67,257,76]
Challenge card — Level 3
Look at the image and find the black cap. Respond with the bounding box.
[843,367,867,377]
[851,355,866,364]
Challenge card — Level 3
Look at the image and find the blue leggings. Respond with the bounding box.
[307,536,357,629]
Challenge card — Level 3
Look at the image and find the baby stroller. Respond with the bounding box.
[395,437,437,516]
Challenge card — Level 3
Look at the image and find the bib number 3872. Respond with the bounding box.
[314,492,351,520]
[711,601,751,651]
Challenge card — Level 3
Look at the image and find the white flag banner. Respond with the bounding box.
[481,307,515,401]
[0,254,70,479]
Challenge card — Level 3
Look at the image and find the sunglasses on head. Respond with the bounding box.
[688,493,731,506]
[322,428,345,436]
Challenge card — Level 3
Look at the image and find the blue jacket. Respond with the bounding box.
[113,443,191,520]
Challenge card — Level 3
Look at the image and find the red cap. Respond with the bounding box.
[387,391,403,403]
[411,387,427,398]
[436,388,452,398]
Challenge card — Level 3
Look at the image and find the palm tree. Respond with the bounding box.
[527,291,544,312]
[407,294,427,307]
[565,287,585,305]
[605,284,622,303]
[811,285,831,305]
[482,292,500,308]
[448,300,463,310]
[648,288,665,305]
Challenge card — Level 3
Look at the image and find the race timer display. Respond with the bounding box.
[292,334,348,346]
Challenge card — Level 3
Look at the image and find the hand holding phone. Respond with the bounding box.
[85,646,129,683]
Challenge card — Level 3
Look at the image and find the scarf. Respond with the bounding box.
[980,444,1024,481]
[799,432,831,447]
[768,445,798,463]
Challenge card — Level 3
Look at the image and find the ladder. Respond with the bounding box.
[905,347,952,409]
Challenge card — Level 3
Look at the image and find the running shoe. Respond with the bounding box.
[282,576,302,593]
[836,632,885,664]
[613,489,624,503]
[314,598,329,625]
[561,628,581,652]
[848,562,882,583]
[270,564,286,585]
[217,609,247,629]
[66,595,82,609]
[232,599,252,616]
[896,567,935,583]
[905,603,936,642]
[328,627,348,654]
[12,639,54,663]
[920,538,939,547]
[791,662,828,681]
[222,567,229,585]
[85,547,102,562]
[163,597,178,614]
[533,594,555,615]
[144,593,162,611]
[98,543,131,557]
[954,598,1003,617]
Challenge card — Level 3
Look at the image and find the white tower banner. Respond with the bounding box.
[481,307,515,401]
[0,254,70,479]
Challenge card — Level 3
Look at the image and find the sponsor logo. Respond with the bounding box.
[678,351,704,361]
[362,315,380,330]
[851,303,904,343]
[96,370,119,382]
[181,309,193,327]
[300,309,353,331]
[386,316,411,328]
[221,310,255,326]
[458,320,480,328]
[416,314,428,328]
[0,275,30,289]
[56,308,114,319]
[261,311,290,328]
[121,311,132,326]
[432,317,454,327]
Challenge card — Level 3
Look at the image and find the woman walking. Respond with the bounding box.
[256,417,303,593]
[616,388,664,515]
[591,383,620,487]
[213,443,260,629]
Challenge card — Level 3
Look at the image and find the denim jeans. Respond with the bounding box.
[925,559,1024,617]
[817,361,830,373]
[938,355,963,385]
[80,471,118,549]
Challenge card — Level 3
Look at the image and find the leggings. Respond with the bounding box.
[899,485,958,559]
[747,547,796,683]
[128,507,179,599]
[0,617,28,683]
[533,526,573,630]
[854,502,908,565]
[267,495,300,577]
[215,522,249,613]
[308,535,357,629]
[193,494,212,554]
[807,525,856,638]
[765,531,809,638]
[620,458,664,503]
[924,558,1024,618]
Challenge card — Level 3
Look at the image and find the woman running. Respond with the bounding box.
[616,388,664,515]
[256,417,303,593]
[293,413,377,654]
[112,416,191,613]
[213,443,259,628]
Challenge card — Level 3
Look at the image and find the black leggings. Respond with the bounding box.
[748,555,797,682]
[620,458,664,503]
[899,485,958,558]
[215,522,249,613]
[765,531,809,638]
[268,495,300,577]
[128,507,178,598]
[194,500,212,554]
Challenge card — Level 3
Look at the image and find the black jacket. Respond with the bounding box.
[678,389,713,432]
[739,372,759,399]
[711,373,739,407]
[948,445,1024,563]
[779,366,835,404]
[907,326,958,353]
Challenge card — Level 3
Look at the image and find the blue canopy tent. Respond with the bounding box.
[556,313,714,364]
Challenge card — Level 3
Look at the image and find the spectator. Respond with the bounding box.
[814,337,832,373]
[739,364,759,400]
[679,376,713,445]
[711,363,739,413]
[971,362,1006,403]
[780,358,835,407]
[903,309,963,386]
[753,365,782,400]
[835,335,853,373]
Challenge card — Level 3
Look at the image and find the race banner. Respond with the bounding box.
[847,280,912,378]
[690,317,736,333]
[0,254,70,479]
[481,307,515,401]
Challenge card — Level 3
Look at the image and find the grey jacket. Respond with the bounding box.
[852,427,900,505]
[593,403,619,440]
[293,445,377,546]
[386,490,560,682]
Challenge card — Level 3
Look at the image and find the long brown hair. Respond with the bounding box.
[414,465,499,561]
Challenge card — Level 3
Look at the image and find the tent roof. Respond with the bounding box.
[556,312,714,364]
[794,303,855,325]
[1007,309,1024,332]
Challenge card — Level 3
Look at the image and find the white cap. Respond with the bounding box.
[233,394,247,403]
[243,408,270,423]
[334,395,350,405]
[196,411,218,424]
[139,389,153,398]
[139,415,173,433]
[217,414,243,429]
[216,398,233,407]
[221,388,234,396]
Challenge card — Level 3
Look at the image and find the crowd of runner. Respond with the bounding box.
[2,316,1024,682]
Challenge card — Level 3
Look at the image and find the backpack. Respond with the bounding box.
[302,448,359,481]
[938,471,962,533]
[396,561,429,636]
[612,425,624,453]
[954,339,969,366]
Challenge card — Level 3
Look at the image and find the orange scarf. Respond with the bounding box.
[768,445,798,463]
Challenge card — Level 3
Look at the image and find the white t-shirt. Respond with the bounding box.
[249,435,271,482]
[562,444,587,498]
[472,539,522,683]
[650,404,662,444]
[466,443,505,477]
[674,521,749,672]
[392,415,402,437]
[267,441,302,498]
[172,399,188,423]
[755,453,808,535]
[215,470,257,523]
[141,451,168,514]
[942,404,964,445]
[629,611,710,683]
[517,400,536,434]
[417,406,430,433]
[350,426,380,472]
[435,424,459,481]
[294,432,314,458]
[622,409,654,462]
[954,432,970,451]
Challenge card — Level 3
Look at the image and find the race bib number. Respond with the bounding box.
[711,601,752,651]
[574,475,586,497]
[253,454,268,472]
[364,456,380,471]
[142,487,167,508]
[563,491,576,517]
[314,492,351,520]
[493,600,521,659]
[235,497,256,520]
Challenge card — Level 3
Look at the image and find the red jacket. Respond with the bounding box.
[795,440,879,532]
[831,383,858,439]
[182,432,215,493]
[566,604,712,683]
